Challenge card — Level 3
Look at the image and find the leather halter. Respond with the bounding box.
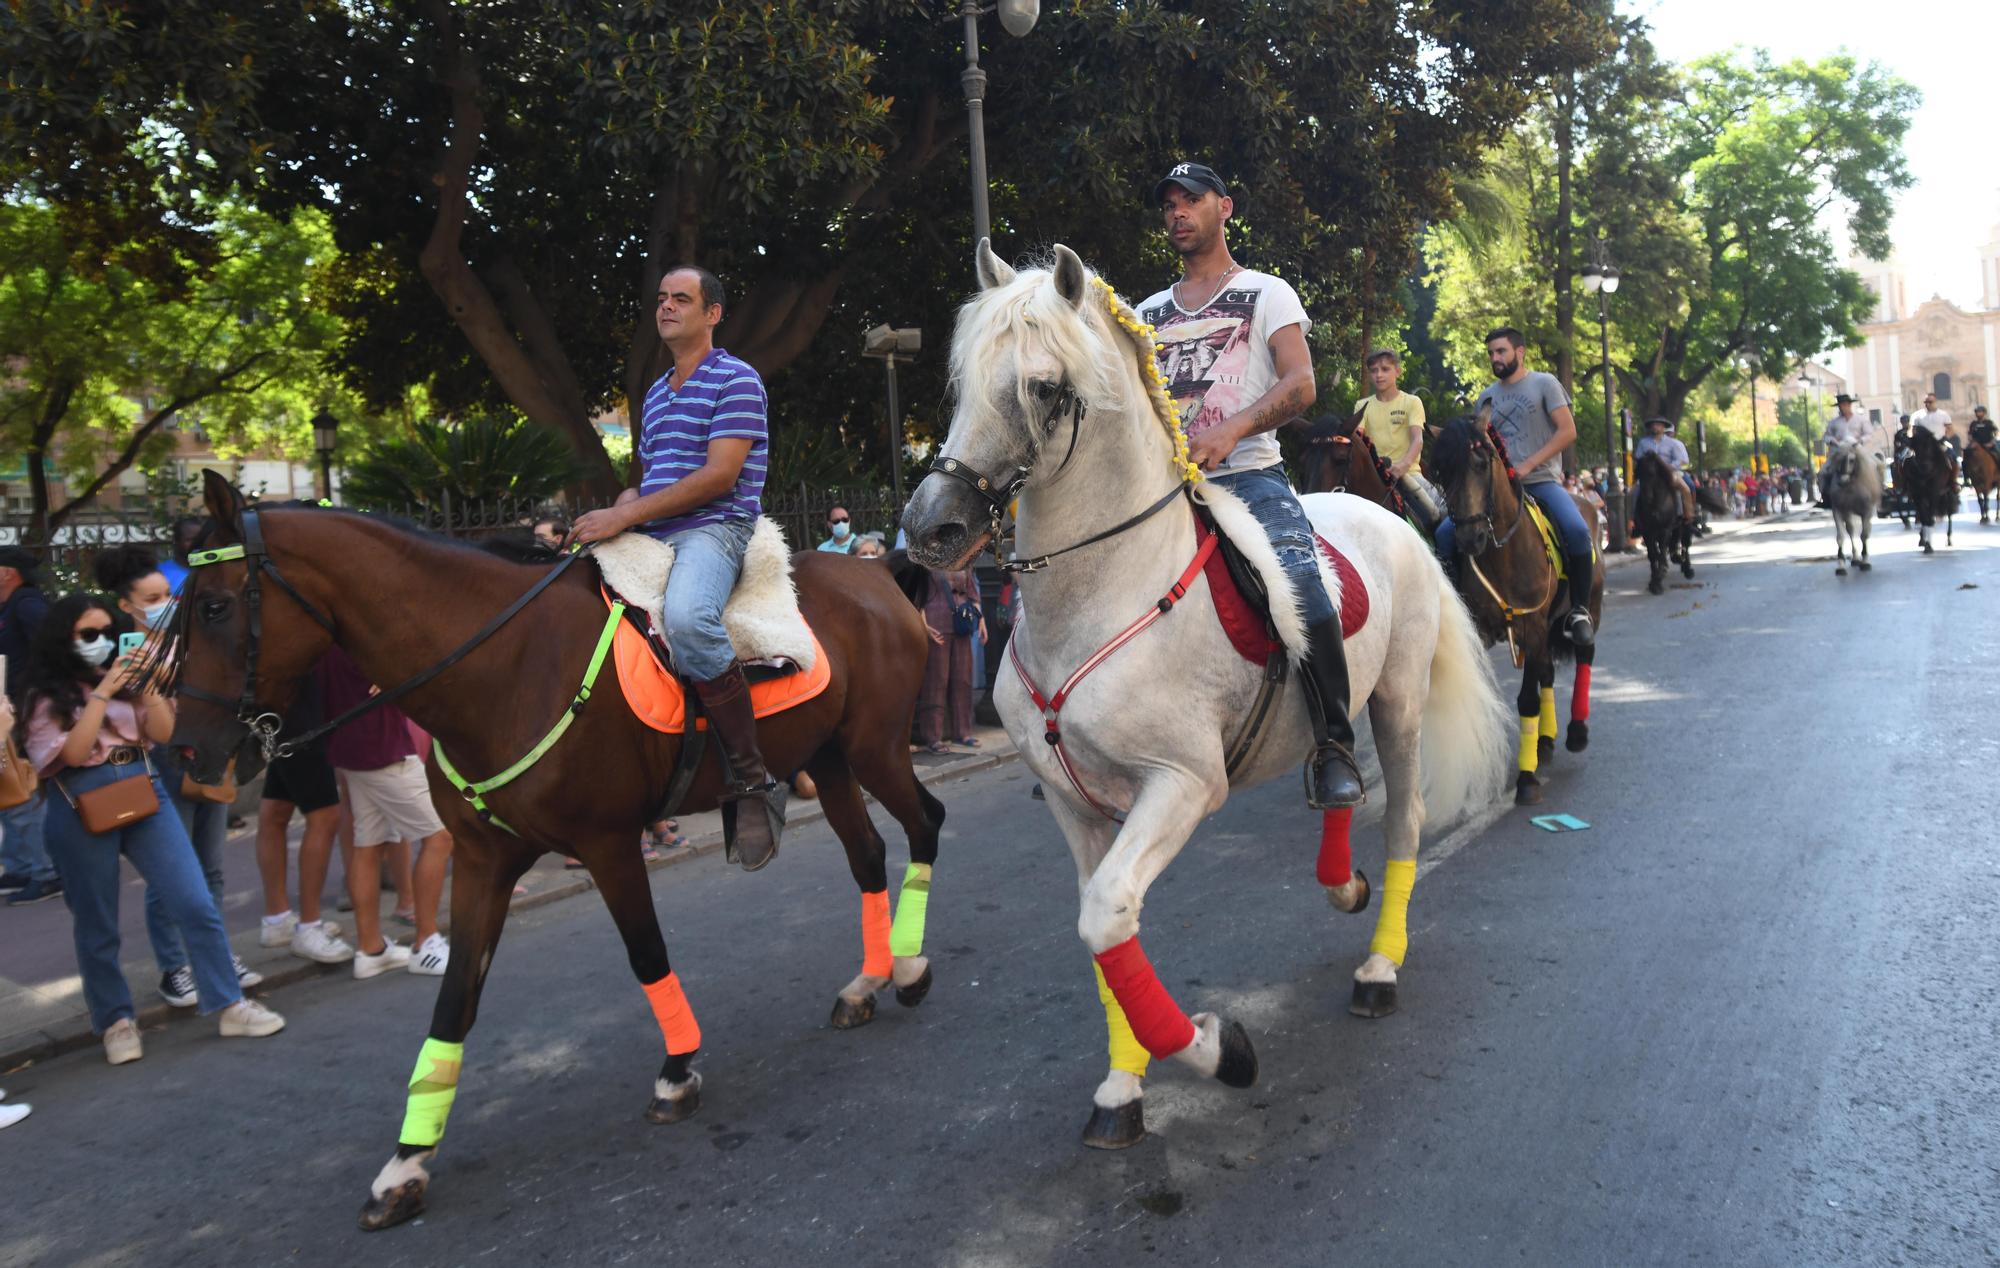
[181,506,587,762]
[927,379,1114,572]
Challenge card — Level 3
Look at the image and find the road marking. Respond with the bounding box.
[1417,798,1513,882]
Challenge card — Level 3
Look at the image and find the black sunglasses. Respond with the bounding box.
[75,627,113,643]
[829,516,849,525]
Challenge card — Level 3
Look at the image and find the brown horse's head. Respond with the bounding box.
[168,470,338,783]
[1430,410,1502,555]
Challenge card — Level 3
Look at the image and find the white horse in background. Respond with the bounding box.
[902,242,1510,1148]
[1826,441,1881,576]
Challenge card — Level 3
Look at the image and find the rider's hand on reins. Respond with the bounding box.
[565,506,631,551]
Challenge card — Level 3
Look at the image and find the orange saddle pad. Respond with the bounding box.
[611,611,833,734]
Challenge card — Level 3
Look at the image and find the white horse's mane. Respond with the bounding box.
[948,256,1178,469]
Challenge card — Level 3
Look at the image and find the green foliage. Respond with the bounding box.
[340,410,588,509]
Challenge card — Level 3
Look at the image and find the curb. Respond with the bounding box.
[0,746,1020,1075]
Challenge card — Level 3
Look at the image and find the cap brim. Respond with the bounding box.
[1154,175,1218,204]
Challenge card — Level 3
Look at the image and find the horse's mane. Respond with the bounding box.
[249,500,559,564]
[1429,416,1482,488]
[950,257,1180,470]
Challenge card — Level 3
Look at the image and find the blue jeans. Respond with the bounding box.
[1209,465,1336,626]
[1437,480,1594,562]
[43,765,242,1031]
[145,747,229,976]
[661,518,755,681]
[0,792,56,883]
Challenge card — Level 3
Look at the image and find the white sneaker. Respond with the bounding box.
[410,933,450,977]
[0,1102,28,1129]
[258,912,297,948]
[232,954,265,989]
[291,921,355,964]
[354,939,411,979]
[218,998,286,1038]
[103,1018,143,1065]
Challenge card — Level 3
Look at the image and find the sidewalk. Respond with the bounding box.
[0,723,1019,1072]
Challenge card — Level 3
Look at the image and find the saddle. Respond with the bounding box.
[1190,483,1370,666]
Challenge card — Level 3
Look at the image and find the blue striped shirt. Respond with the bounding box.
[637,348,769,539]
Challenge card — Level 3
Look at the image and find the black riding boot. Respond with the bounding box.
[1562,554,1596,647]
[1300,617,1365,808]
[693,666,787,872]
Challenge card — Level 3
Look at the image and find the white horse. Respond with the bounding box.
[903,242,1510,1148]
[1827,442,1881,576]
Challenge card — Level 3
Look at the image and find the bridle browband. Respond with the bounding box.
[1447,424,1529,553]
[925,379,1190,574]
[180,506,587,762]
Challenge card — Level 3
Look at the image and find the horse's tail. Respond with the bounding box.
[1419,570,1511,825]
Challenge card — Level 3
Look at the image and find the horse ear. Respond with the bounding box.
[1051,244,1089,308]
[202,467,247,540]
[975,237,1015,291]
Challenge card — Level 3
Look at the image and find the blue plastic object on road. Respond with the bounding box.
[1530,814,1590,832]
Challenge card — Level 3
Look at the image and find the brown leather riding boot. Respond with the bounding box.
[692,667,786,872]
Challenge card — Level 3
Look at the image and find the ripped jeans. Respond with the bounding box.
[1208,464,1335,626]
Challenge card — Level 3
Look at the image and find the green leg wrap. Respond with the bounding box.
[889,862,932,958]
[400,1037,464,1148]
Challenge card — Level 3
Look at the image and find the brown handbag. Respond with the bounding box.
[0,730,35,811]
[57,753,161,834]
[181,758,237,805]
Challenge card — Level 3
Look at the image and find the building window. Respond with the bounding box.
[1932,372,1951,401]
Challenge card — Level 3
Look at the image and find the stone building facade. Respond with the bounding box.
[1849,222,2000,434]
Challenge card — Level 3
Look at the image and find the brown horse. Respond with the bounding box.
[1429,415,1605,805]
[1966,441,1999,524]
[169,472,943,1231]
[1299,414,1405,512]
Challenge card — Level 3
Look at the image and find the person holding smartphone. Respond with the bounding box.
[19,593,284,1065]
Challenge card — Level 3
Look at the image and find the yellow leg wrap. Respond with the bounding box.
[1093,962,1151,1078]
[1368,858,1418,965]
[1538,687,1557,740]
[889,862,932,958]
[1517,716,1540,774]
[399,1037,464,1149]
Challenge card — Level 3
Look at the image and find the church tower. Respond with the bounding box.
[1981,219,2000,310]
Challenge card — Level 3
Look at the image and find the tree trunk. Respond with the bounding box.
[23,377,76,546]
[1552,71,1577,414]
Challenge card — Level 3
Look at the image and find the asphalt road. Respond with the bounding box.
[5,509,1998,1267]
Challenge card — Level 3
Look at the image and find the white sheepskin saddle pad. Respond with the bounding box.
[590,517,816,671]
[1190,480,1339,664]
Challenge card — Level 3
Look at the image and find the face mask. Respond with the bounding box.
[74,636,115,667]
[139,600,175,630]
[831,522,851,540]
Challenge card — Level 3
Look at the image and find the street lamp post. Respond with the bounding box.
[1746,342,1763,509]
[311,409,339,502]
[1581,247,1626,550]
[863,325,922,507]
[958,1,1041,243]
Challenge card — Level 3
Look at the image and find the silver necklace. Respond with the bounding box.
[1175,263,1240,312]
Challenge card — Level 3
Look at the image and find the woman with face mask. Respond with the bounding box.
[96,546,262,1006]
[18,592,284,1064]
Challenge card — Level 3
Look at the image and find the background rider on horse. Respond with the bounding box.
[1358,348,1445,537]
[1433,328,1599,648]
[1633,415,1697,530]
[1138,161,1364,808]
[1965,405,1995,462]
[567,265,787,870]
[1818,394,1876,503]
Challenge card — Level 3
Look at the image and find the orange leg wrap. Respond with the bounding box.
[861,889,893,979]
[643,971,702,1056]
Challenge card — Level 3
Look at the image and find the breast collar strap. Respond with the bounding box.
[1010,517,1221,821]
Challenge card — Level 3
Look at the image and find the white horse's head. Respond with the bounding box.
[903,239,1157,568]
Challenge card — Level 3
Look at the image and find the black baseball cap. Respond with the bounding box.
[0,546,39,581]
[1154,162,1229,205]
[1645,415,1671,427]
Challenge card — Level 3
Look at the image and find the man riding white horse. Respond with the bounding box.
[1138,162,1363,808]
[1819,394,1877,503]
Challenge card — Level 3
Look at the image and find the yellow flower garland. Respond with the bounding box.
[1090,275,1203,484]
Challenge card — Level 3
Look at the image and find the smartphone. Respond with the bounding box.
[119,631,147,659]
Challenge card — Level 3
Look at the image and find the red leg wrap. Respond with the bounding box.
[1092,937,1196,1058]
[1316,807,1354,887]
[860,889,892,979]
[1571,663,1592,721]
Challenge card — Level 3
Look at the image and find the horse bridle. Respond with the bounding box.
[1450,427,1529,552]
[179,506,587,762]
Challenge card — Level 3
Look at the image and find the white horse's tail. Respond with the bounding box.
[1419,572,1512,825]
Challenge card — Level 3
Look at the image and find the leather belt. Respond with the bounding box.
[105,746,146,766]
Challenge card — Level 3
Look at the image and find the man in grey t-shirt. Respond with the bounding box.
[1436,327,1598,647]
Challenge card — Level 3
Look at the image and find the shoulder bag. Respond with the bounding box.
[57,751,161,834]
[0,730,35,811]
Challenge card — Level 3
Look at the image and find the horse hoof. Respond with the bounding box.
[1349,979,1400,1019]
[1346,868,1371,915]
[1858,560,1872,571]
[1081,1101,1147,1150]
[1647,577,1664,595]
[894,965,934,1008]
[645,1084,702,1125]
[357,1180,426,1232]
[830,993,877,1030]
[1537,736,1554,764]
[1515,773,1542,806]
[1681,563,1694,579]
[1835,566,1848,577]
[1213,1019,1259,1088]
[1565,720,1589,753]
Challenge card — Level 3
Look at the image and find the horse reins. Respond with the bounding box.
[1451,425,1554,665]
[181,506,588,762]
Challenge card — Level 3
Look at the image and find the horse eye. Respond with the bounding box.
[1030,380,1058,404]
[199,597,232,623]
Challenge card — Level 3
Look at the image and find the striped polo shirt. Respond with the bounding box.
[636,347,769,539]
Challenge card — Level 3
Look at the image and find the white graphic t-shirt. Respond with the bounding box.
[1138,270,1309,474]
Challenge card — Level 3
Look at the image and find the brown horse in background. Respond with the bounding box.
[1430,414,1605,806]
[1966,441,1999,524]
[1299,414,1405,518]
[169,472,944,1231]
